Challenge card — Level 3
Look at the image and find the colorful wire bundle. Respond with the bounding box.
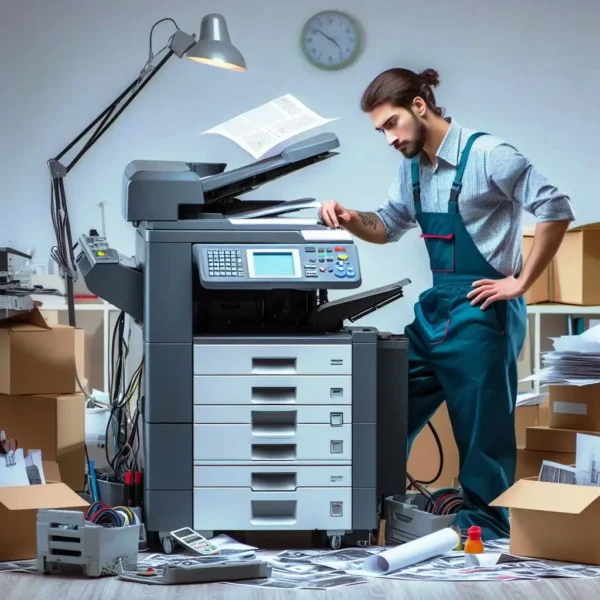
[85,501,138,528]
[424,487,463,516]
[406,474,463,516]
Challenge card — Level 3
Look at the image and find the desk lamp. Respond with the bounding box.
[48,14,246,326]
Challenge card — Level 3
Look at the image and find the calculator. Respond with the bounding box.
[169,528,219,555]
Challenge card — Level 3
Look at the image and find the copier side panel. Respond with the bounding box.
[141,235,194,532]
[377,334,409,498]
[349,329,378,532]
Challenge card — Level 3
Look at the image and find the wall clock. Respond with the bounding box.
[301,10,361,71]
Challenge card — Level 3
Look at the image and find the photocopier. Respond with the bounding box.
[77,132,409,551]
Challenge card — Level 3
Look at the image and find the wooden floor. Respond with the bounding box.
[3,571,600,599]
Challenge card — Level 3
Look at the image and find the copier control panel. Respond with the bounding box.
[79,235,120,264]
[193,243,361,289]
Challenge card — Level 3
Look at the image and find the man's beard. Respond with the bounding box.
[398,111,426,159]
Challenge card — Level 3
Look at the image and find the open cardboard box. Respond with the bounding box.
[0,462,88,561]
[0,393,86,492]
[491,467,600,565]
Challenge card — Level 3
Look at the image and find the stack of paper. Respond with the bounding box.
[516,392,547,408]
[524,324,600,386]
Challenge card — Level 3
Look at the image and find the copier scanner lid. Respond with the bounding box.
[123,133,340,223]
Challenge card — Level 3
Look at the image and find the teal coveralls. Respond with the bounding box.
[405,132,527,540]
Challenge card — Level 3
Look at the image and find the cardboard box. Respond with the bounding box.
[526,425,600,454]
[548,384,600,431]
[516,446,576,480]
[553,222,600,305]
[0,307,75,395]
[523,232,551,304]
[408,403,542,486]
[0,393,86,491]
[517,326,533,393]
[0,461,88,561]
[491,479,600,565]
[538,395,550,427]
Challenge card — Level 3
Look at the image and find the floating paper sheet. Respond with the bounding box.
[202,94,337,159]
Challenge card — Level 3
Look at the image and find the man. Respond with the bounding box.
[319,67,575,540]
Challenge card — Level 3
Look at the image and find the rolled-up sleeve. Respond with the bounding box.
[375,168,417,242]
[486,143,575,222]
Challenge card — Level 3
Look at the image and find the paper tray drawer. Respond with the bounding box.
[193,344,351,375]
[194,405,352,426]
[193,488,352,531]
[193,424,352,462]
[194,465,352,488]
[193,375,352,406]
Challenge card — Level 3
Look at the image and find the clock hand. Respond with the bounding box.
[316,29,342,50]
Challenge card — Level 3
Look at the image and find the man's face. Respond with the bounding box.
[370,102,426,159]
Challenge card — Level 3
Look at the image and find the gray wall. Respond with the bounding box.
[1,0,599,333]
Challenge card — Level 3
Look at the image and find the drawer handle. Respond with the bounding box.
[252,444,296,461]
[251,499,297,525]
[251,473,297,491]
[251,387,296,403]
[252,409,297,437]
[252,358,296,374]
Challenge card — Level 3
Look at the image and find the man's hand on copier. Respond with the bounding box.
[319,200,388,245]
[319,200,352,229]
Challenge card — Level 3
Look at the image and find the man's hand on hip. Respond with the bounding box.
[467,276,525,310]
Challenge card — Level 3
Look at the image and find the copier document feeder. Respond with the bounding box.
[77,132,409,550]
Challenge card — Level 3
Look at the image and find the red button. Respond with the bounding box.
[334,246,345,252]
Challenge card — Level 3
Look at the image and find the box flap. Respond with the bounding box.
[42,461,61,483]
[568,222,600,232]
[490,479,600,514]
[0,483,88,511]
[0,307,50,331]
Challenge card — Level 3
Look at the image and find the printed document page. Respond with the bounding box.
[202,94,337,159]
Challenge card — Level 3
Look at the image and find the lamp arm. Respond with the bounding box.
[45,19,198,327]
[50,49,175,177]
[48,35,180,328]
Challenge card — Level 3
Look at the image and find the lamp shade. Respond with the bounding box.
[186,14,246,71]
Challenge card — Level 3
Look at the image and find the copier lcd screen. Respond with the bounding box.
[252,251,295,276]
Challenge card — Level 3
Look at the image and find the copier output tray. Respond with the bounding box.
[310,278,411,329]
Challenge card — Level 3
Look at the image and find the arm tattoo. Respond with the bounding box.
[357,211,379,231]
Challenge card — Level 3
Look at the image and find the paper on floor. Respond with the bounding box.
[202,94,337,159]
[349,528,459,577]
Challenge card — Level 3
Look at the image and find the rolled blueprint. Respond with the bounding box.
[361,528,460,576]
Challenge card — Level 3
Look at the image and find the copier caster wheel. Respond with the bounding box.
[329,535,342,550]
[161,535,175,555]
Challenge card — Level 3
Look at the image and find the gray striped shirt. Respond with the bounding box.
[375,118,575,276]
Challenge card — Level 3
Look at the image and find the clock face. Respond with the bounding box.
[301,11,360,70]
